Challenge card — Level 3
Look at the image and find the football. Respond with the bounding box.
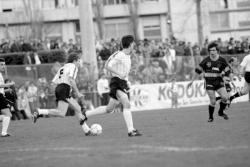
[90,124,102,135]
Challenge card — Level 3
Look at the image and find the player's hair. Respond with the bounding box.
[0,58,5,62]
[121,35,134,49]
[67,52,80,63]
[207,42,219,52]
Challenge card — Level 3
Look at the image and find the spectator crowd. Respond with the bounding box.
[1,36,249,120]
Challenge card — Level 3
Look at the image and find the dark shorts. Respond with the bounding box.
[225,83,232,92]
[244,72,250,83]
[205,80,225,91]
[55,83,71,103]
[109,77,129,100]
[0,93,9,111]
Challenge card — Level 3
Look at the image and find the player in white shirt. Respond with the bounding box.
[228,54,250,102]
[82,35,142,137]
[0,58,15,137]
[97,73,110,105]
[32,53,90,135]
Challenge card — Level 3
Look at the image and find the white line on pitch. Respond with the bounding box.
[130,144,249,152]
[0,145,248,155]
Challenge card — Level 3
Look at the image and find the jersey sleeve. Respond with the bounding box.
[52,68,60,84]
[240,56,248,68]
[67,63,78,79]
[220,57,230,76]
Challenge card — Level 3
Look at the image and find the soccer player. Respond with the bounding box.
[32,53,90,134]
[0,58,15,137]
[82,35,142,137]
[215,57,238,106]
[228,54,250,102]
[188,42,230,122]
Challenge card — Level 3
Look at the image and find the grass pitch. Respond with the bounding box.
[1,102,250,167]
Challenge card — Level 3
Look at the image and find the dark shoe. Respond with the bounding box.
[79,107,88,126]
[219,113,229,120]
[1,133,11,137]
[79,117,88,126]
[32,110,39,123]
[85,130,96,136]
[128,129,142,137]
[207,118,214,122]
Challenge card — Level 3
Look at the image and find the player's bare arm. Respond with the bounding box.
[188,66,203,88]
[69,77,83,98]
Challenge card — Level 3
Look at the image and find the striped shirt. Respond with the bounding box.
[52,63,78,86]
[240,54,250,72]
[105,51,131,80]
[0,73,4,94]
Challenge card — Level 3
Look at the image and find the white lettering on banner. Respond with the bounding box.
[130,80,249,112]
[130,88,149,107]
[158,81,206,100]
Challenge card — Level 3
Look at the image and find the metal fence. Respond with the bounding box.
[5,53,248,109]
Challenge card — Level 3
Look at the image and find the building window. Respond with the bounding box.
[75,21,80,33]
[237,0,250,8]
[210,13,230,30]
[239,21,250,27]
[42,0,55,9]
[143,25,161,40]
[208,0,228,11]
[104,22,132,39]
[1,0,24,12]
[141,0,159,2]
[103,0,127,5]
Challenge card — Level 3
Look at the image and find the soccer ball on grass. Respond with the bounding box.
[90,124,102,135]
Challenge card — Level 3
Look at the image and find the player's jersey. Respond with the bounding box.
[52,63,78,86]
[0,73,4,94]
[198,56,229,84]
[105,51,131,81]
[240,54,250,72]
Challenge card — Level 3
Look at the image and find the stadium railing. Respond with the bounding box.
[2,52,248,109]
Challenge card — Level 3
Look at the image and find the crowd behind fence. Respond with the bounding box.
[1,36,250,120]
[4,53,247,120]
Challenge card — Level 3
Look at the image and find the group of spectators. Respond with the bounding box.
[96,36,249,83]
[0,37,81,54]
[1,35,250,120]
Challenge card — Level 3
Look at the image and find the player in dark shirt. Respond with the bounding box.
[215,57,239,107]
[188,42,230,122]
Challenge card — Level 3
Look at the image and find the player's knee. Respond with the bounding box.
[221,95,229,102]
[57,112,66,117]
[210,99,216,106]
[7,113,12,118]
[122,102,130,109]
[106,105,115,113]
[106,108,113,113]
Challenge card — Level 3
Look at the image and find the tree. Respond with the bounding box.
[196,0,204,45]
[22,0,44,39]
[128,0,139,42]
[92,0,104,40]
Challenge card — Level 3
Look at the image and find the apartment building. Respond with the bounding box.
[0,0,249,43]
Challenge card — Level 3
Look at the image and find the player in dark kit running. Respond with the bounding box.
[188,42,230,122]
[215,57,239,107]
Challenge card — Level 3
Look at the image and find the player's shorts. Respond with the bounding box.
[55,83,71,103]
[0,93,9,111]
[225,83,232,92]
[205,80,225,91]
[244,72,250,83]
[109,77,129,100]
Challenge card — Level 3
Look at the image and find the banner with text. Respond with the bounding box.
[130,79,249,111]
